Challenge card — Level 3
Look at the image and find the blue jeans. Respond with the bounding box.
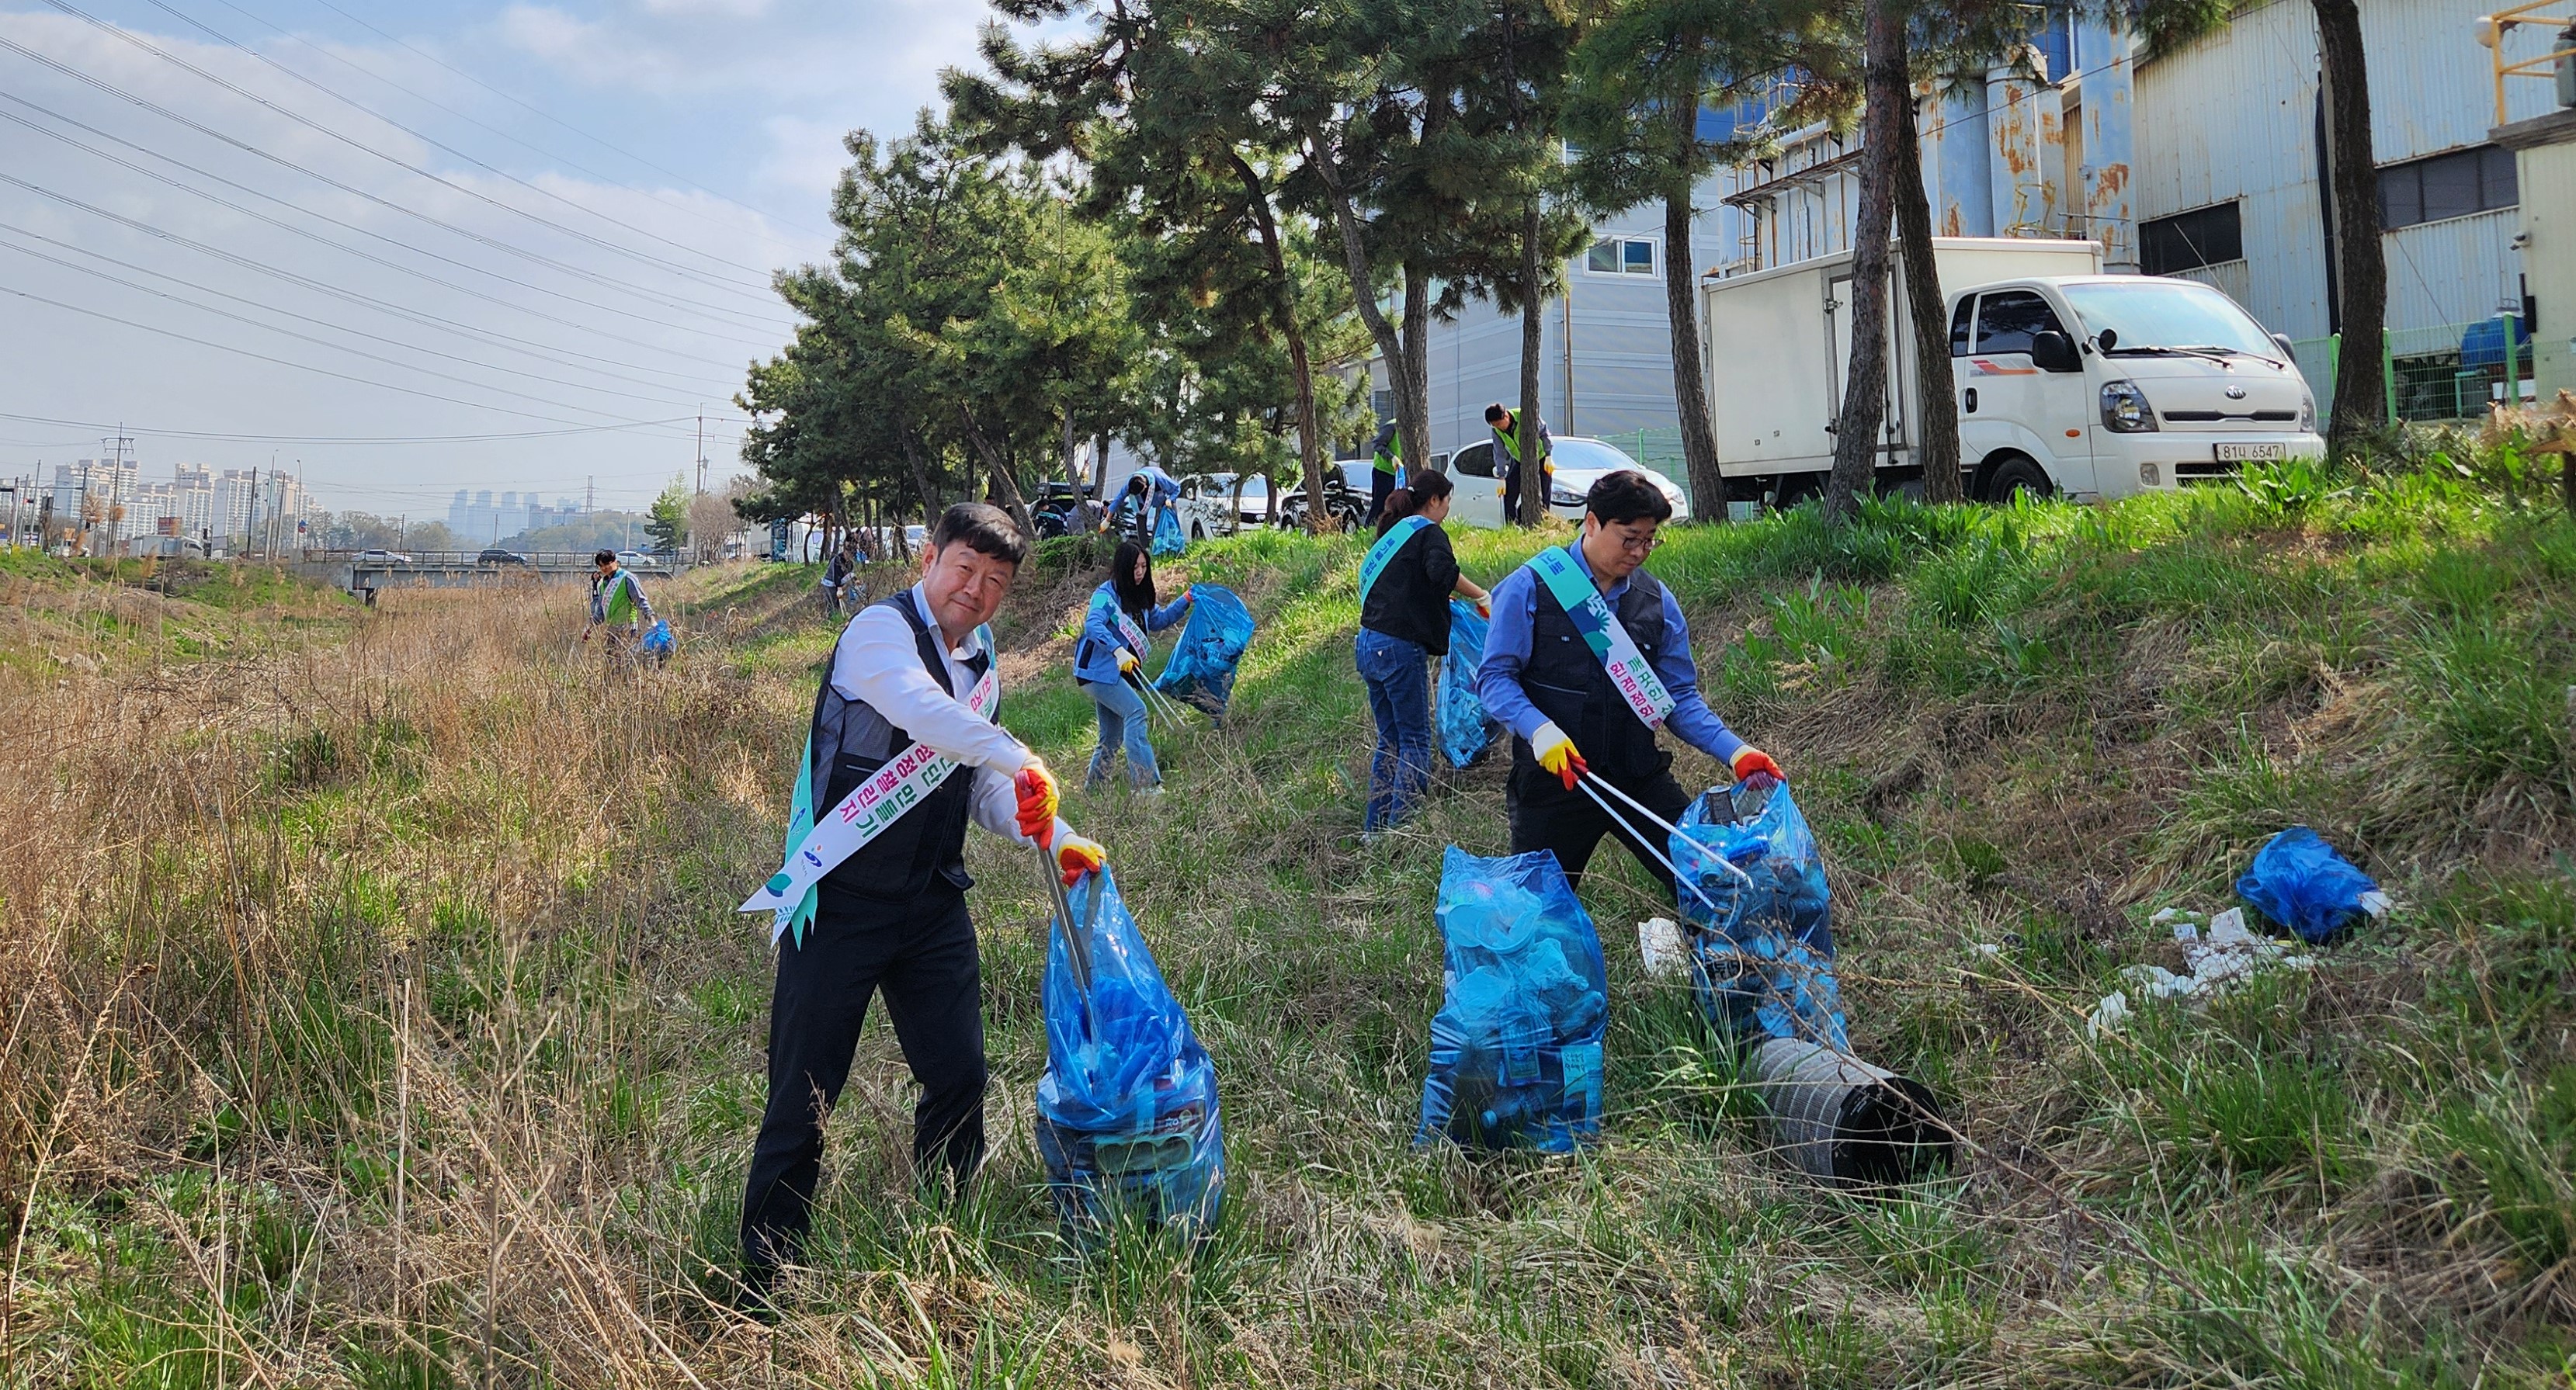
[1081,679,1161,788]
[1356,629,1432,831]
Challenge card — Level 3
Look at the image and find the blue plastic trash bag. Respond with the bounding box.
[1417,847,1608,1153]
[1439,600,1499,768]
[2236,827,2381,944]
[1154,584,1255,716]
[639,619,674,657]
[1669,782,1849,1052]
[1151,504,1186,556]
[1036,868,1225,1239]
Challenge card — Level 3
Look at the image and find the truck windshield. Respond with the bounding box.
[2060,281,2279,360]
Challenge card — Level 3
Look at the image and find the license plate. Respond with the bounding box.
[2214,442,2285,462]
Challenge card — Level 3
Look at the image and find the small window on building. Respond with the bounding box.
[1949,296,1976,356]
[2140,200,2244,276]
[2378,144,2517,230]
[1972,290,2066,356]
[1583,237,1658,276]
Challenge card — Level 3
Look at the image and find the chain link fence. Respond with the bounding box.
[2291,316,2536,426]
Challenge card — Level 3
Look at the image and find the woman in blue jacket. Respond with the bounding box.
[1075,540,1193,790]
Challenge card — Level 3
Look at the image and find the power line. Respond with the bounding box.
[0,408,703,443]
[293,0,836,242]
[0,27,790,335]
[0,276,692,428]
[0,114,780,363]
[134,0,791,291]
[0,224,722,411]
[37,0,790,311]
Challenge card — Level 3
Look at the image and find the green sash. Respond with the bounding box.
[1358,515,1432,603]
[1527,545,1675,730]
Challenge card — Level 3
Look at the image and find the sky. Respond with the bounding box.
[0,0,1027,516]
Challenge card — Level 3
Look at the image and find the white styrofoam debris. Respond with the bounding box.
[1638,917,1688,980]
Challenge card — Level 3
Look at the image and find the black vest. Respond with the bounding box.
[806,593,991,901]
[1507,564,1674,802]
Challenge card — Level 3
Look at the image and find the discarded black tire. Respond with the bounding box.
[1745,1038,1954,1184]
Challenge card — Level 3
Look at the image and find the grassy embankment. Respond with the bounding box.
[2,450,2572,1388]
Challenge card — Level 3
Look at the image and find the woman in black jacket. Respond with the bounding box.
[1353,470,1488,833]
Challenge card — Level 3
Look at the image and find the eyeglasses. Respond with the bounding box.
[1609,531,1661,555]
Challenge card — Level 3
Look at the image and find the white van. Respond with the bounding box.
[1444,435,1692,528]
[1702,238,2324,503]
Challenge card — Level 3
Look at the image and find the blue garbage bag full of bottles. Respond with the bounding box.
[2236,827,2381,944]
[1668,782,1849,1051]
[1036,868,1225,1239]
[1153,583,1255,716]
[1416,847,1608,1153]
[1151,504,1186,556]
[639,619,674,657]
[1439,600,1499,768]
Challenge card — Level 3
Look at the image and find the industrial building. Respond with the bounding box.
[1377,0,2571,473]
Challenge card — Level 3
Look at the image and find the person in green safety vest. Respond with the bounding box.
[1484,403,1554,525]
[583,547,656,656]
[1366,419,1402,527]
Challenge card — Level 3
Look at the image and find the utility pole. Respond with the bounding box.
[247,463,261,563]
[586,475,594,513]
[695,407,706,496]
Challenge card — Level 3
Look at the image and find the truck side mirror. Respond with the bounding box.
[2030,329,2081,373]
[2269,332,2297,360]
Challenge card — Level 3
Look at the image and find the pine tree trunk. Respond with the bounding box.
[1892,83,1962,502]
[2314,0,2387,449]
[1305,126,1427,484]
[1518,198,1550,525]
[1823,0,1906,523]
[1663,106,1724,521]
[1228,151,1328,533]
[956,407,1034,539]
[1402,261,1432,481]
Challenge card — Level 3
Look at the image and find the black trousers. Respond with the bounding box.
[739,882,987,1273]
[1508,768,1692,896]
[1501,466,1522,525]
[1369,467,1394,526]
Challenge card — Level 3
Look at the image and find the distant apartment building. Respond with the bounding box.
[446,488,582,542]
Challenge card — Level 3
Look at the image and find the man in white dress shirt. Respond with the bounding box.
[738,503,1102,1309]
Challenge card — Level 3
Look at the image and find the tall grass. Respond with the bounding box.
[3,459,2573,1386]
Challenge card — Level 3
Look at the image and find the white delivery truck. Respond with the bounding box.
[1700,237,2324,504]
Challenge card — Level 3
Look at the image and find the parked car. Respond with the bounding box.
[1276,462,1371,531]
[476,548,530,567]
[1179,473,1274,528]
[1032,481,1099,539]
[1445,436,1689,528]
[353,549,413,566]
[614,549,663,572]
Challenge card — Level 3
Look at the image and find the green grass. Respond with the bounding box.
[9,454,2576,1385]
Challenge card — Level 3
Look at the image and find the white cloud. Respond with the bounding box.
[493,5,692,89]
[639,0,776,16]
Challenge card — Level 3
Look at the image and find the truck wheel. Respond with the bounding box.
[1983,455,2052,503]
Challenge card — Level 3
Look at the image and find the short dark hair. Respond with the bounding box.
[592,548,616,565]
[1585,470,1672,525]
[1483,403,1508,424]
[929,502,1028,567]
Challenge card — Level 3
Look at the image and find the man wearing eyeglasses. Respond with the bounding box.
[582,547,654,657]
[1477,470,1786,896]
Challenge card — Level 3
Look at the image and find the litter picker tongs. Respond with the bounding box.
[1569,768,1756,917]
[1036,837,1101,999]
[1123,668,1192,730]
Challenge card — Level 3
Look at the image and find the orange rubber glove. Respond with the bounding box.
[1532,721,1587,792]
[1731,747,1786,785]
[1014,763,1060,847]
[1054,833,1106,886]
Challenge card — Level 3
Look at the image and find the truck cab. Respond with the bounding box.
[1950,275,2323,500]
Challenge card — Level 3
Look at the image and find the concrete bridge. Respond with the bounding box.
[323,551,686,600]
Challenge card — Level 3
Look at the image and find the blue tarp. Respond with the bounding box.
[2236,827,2380,945]
[1035,868,1225,1238]
[1439,600,1498,768]
[1151,504,1186,556]
[1670,783,1849,1051]
[1153,584,1254,716]
[1417,847,1608,1153]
